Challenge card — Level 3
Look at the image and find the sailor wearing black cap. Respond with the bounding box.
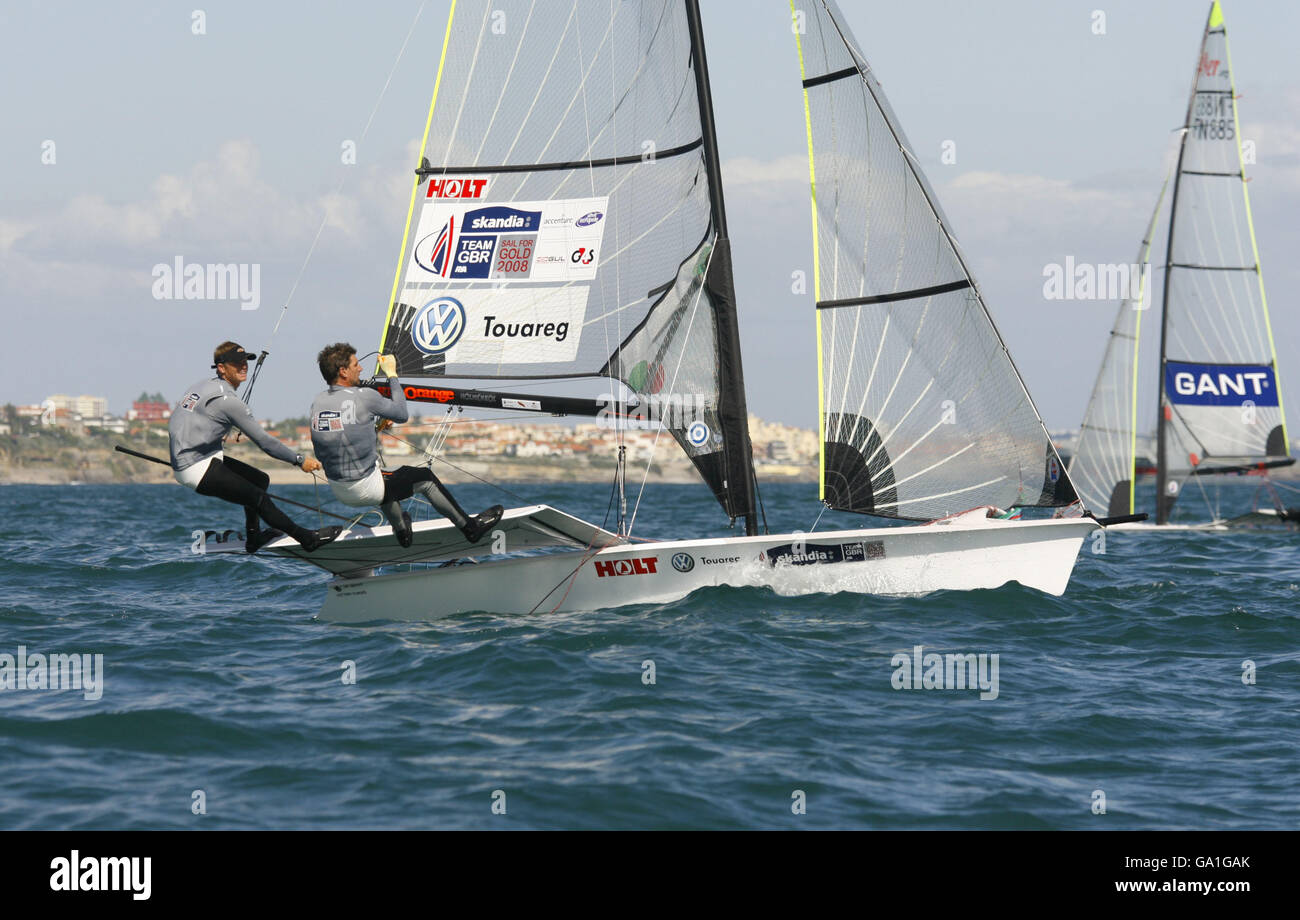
[168,340,342,553]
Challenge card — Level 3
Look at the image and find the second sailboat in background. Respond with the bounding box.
[1070,0,1297,531]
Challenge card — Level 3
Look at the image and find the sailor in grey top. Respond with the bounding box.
[309,342,503,547]
[308,371,409,492]
[168,342,341,554]
[170,375,303,475]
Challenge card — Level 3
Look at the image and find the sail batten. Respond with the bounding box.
[794,0,1076,521]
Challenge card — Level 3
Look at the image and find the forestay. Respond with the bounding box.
[1157,0,1290,517]
[793,0,1076,521]
[377,0,755,523]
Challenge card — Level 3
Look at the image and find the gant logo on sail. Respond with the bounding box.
[1166,362,1278,406]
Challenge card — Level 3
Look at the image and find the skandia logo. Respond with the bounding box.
[411,297,466,354]
[465,205,541,233]
[427,177,487,199]
[575,210,604,227]
[594,557,658,577]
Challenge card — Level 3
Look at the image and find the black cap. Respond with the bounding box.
[213,346,257,367]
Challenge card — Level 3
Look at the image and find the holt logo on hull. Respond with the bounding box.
[594,557,659,577]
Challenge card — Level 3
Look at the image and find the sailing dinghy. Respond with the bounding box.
[211,0,1100,622]
[1069,1,1297,531]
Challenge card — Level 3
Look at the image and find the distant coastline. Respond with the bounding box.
[0,426,818,486]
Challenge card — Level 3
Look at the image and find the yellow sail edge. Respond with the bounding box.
[376,0,459,369]
[791,1,826,500]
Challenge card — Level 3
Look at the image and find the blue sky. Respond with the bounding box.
[2,0,1297,436]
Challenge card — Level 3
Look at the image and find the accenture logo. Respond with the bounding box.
[411,297,466,354]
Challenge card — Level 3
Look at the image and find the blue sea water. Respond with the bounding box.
[0,478,1296,830]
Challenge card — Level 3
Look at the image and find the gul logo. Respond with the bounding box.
[575,210,604,227]
[594,556,659,577]
[411,297,466,354]
[426,177,487,199]
[671,552,694,573]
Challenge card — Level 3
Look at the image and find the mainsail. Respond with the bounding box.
[1156,0,1292,523]
[1069,173,1171,518]
[377,0,756,529]
[792,0,1076,521]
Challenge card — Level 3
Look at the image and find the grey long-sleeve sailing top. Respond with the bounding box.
[168,377,300,471]
[308,377,408,483]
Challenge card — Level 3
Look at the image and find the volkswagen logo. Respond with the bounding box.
[671,552,694,573]
[412,297,466,354]
[686,421,711,447]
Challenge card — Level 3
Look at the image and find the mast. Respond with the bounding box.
[684,0,759,535]
[1155,6,1213,526]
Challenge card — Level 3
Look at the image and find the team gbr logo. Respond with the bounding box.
[1166,361,1279,407]
[411,297,466,355]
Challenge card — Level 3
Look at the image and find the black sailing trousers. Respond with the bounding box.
[195,456,306,539]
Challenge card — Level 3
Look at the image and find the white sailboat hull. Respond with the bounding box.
[315,510,1097,623]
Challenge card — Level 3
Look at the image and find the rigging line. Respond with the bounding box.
[527,531,624,615]
[378,428,536,506]
[808,500,828,533]
[272,0,429,342]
